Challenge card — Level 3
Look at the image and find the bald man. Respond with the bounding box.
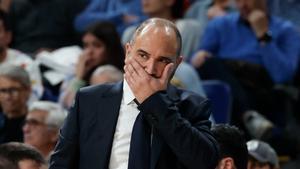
[49,18,219,169]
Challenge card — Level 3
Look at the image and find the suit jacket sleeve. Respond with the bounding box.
[138,90,219,169]
[49,92,81,169]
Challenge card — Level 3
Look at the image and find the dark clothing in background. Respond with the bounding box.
[0,112,25,143]
[8,0,87,54]
[198,58,288,127]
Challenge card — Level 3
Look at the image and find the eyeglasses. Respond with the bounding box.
[24,119,46,127]
[24,119,57,128]
[0,87,24,97]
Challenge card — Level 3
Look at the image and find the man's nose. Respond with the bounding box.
[144,59,157,76]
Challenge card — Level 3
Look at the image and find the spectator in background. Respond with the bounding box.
[23,101,67,161]
[0,142,46,169]
[171,62,206,97]
[0,9,43,102]
[0,9,31,67]
[7,0,87,55]
[207,0,232,20]
[74,0,145,34]
[59,21,125,109]
[89,65,123,85]
[122,0,201,60]
[267,0,300,30]
[267,0,300,101]
[186,0,233,21]
[211,124,248,169]
[184,0,234,45]
[191,0,300,133]
[0,0,11,12]
[247,140,279,169]
[0,64,31,143]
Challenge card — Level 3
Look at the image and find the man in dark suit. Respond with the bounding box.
[49,18,219,169]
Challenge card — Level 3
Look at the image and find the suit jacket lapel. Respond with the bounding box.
[97,81,123,168]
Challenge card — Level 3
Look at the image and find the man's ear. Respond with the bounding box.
[176,55,183,66]
[222,157,236,169]
[216,157,236,169]
[125,42,132,58]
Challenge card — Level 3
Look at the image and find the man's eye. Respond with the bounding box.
[139,54,147,59]
[160,59,171,64]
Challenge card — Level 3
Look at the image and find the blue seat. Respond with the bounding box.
[202,80,232,124]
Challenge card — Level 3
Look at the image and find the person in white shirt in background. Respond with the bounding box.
[0,9,43,103]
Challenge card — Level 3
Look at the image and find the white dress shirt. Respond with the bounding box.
[109,80,140,169]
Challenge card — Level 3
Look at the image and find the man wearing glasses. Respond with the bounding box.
[23,101,67,161]
[0,64,31,143]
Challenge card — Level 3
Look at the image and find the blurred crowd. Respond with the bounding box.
[0,0,300,168]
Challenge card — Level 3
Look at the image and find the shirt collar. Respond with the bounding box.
[123,79,135,105]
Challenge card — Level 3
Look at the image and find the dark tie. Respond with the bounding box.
[128,105,151,169]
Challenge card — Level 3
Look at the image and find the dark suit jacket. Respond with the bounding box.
[49,82,219,169]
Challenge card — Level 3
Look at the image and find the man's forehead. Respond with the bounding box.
[132,19,181,56]
[28,110,48,119]
[0,77,22,86]
[136,24,176,40]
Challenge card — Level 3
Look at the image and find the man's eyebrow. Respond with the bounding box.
[137,49,175,60]
[160,56,173,61]
[136,49,150,55]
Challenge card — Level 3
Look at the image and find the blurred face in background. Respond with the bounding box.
[235,0,267,19]
[89,73,117,85]
[0,76,30,118]
[18,159,46,169]
[23,110,57,154]
[82,33,108,69]
[142,0,174,16]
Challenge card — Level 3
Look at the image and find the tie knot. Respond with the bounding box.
[133,99,140,106]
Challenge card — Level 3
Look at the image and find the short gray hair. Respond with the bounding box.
[131,18,182,57]
[29,101,67,129]
[91,64,123,83]
[0,64,31,88]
